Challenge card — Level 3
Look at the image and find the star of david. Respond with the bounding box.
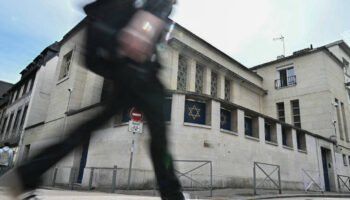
[220,113,227,126]
[188,105,201,120]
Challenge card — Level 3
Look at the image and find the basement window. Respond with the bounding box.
[184,98,211,126]
[282,126,293,148]
[265,120,277,143]
[245,114,259,139]
[297,131,306,151]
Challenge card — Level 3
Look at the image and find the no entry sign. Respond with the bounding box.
[130,108,143,122]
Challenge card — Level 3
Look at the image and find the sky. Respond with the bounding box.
[1,0,350,84]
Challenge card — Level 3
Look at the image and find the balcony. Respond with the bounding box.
[275,75,296,89]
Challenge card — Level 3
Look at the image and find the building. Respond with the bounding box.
[0,81,13,137]
[16,18,350,192]
[252,40,350,191]
[0,42,60,164]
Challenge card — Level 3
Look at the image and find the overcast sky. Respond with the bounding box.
[1,0,350,83]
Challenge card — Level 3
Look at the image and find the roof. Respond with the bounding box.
[251,42,345,70]
[8,42,60,93]
[0,80,13,97]
[58,17,263,81]
[326,40,350,58]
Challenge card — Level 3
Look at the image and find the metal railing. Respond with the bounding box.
[301,169,323,193]
[51,166,118,193]
[338,175,350,192]
[253,162,281,195]
[153,160,213,197]
[275,75,296,89]
[51,167,78,190]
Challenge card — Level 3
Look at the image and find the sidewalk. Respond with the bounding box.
[1,187,350,200]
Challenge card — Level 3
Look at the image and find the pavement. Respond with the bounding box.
[1,187,350,200]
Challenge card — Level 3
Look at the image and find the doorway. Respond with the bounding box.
[321,147,331,191]
[77,141,89,183]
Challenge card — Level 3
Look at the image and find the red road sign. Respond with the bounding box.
[130,108,143,122]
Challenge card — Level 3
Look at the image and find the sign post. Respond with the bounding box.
[127,108,143,190]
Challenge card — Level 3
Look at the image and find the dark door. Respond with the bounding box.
[321,148,330,191]
[77,142,89,183]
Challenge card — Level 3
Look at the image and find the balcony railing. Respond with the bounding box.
[275,75,296,89]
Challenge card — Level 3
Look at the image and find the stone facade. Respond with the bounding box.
[0,43,59,164]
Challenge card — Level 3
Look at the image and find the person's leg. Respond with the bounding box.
[131,71,184,200]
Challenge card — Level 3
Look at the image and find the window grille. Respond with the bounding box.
[59,51,73,80]
[177,55,187,91]
[276,102,285,122]
[195,64,204,93]
[211,72,217,97]
[291,100,301,128]
[224,79,230,101]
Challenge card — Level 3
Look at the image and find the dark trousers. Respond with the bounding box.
[17,56,183,200]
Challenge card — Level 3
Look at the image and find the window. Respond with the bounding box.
[195,64,204,93]
[348,156,350,166]
[184,99,207,125]
[59,51,73,80]
[211,72,217,97]
[245,115,259,138]
[19,105,28,130]
[12,91,17,102]
[282,126,293,148]
[5,112,14,137]
[177,55,187,91]
[341,102,349,142]
[29,76,35,91]
[277,102,285,122]
[121,108,132,123]
[224,79,230,101]
[220,108,231,131]
[291,100,301,128]
[335,99,344,140]
[265,123,271,141]
[0,116,8,135]
[12,109,22,136]
[275,66,296,88]
[343,154,347,166]
[343,58,350,75]
[101,79,113,102]
[297,131,306,151]
[163,97,172,122]
[265,121,277,143]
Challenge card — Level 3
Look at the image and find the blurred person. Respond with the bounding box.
[0,143,14,175]
[0,0,185,200]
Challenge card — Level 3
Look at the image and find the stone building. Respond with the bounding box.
[16,18,350,192]
[252,40,350,192]
[0,81,13,138]
[0,42,59,164]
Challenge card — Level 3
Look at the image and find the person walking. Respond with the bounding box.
[0,143,14,176]
[0,0,185,199]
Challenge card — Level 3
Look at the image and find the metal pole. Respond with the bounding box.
[89,168,94,190]
[111,165,117,193]
[253,163,256,195]
[210,161,213,197]
[70,168,75,190]
[127,134,135,190]
[302,169,307,192]
[52,168,58,187]
[278,166,282,194]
